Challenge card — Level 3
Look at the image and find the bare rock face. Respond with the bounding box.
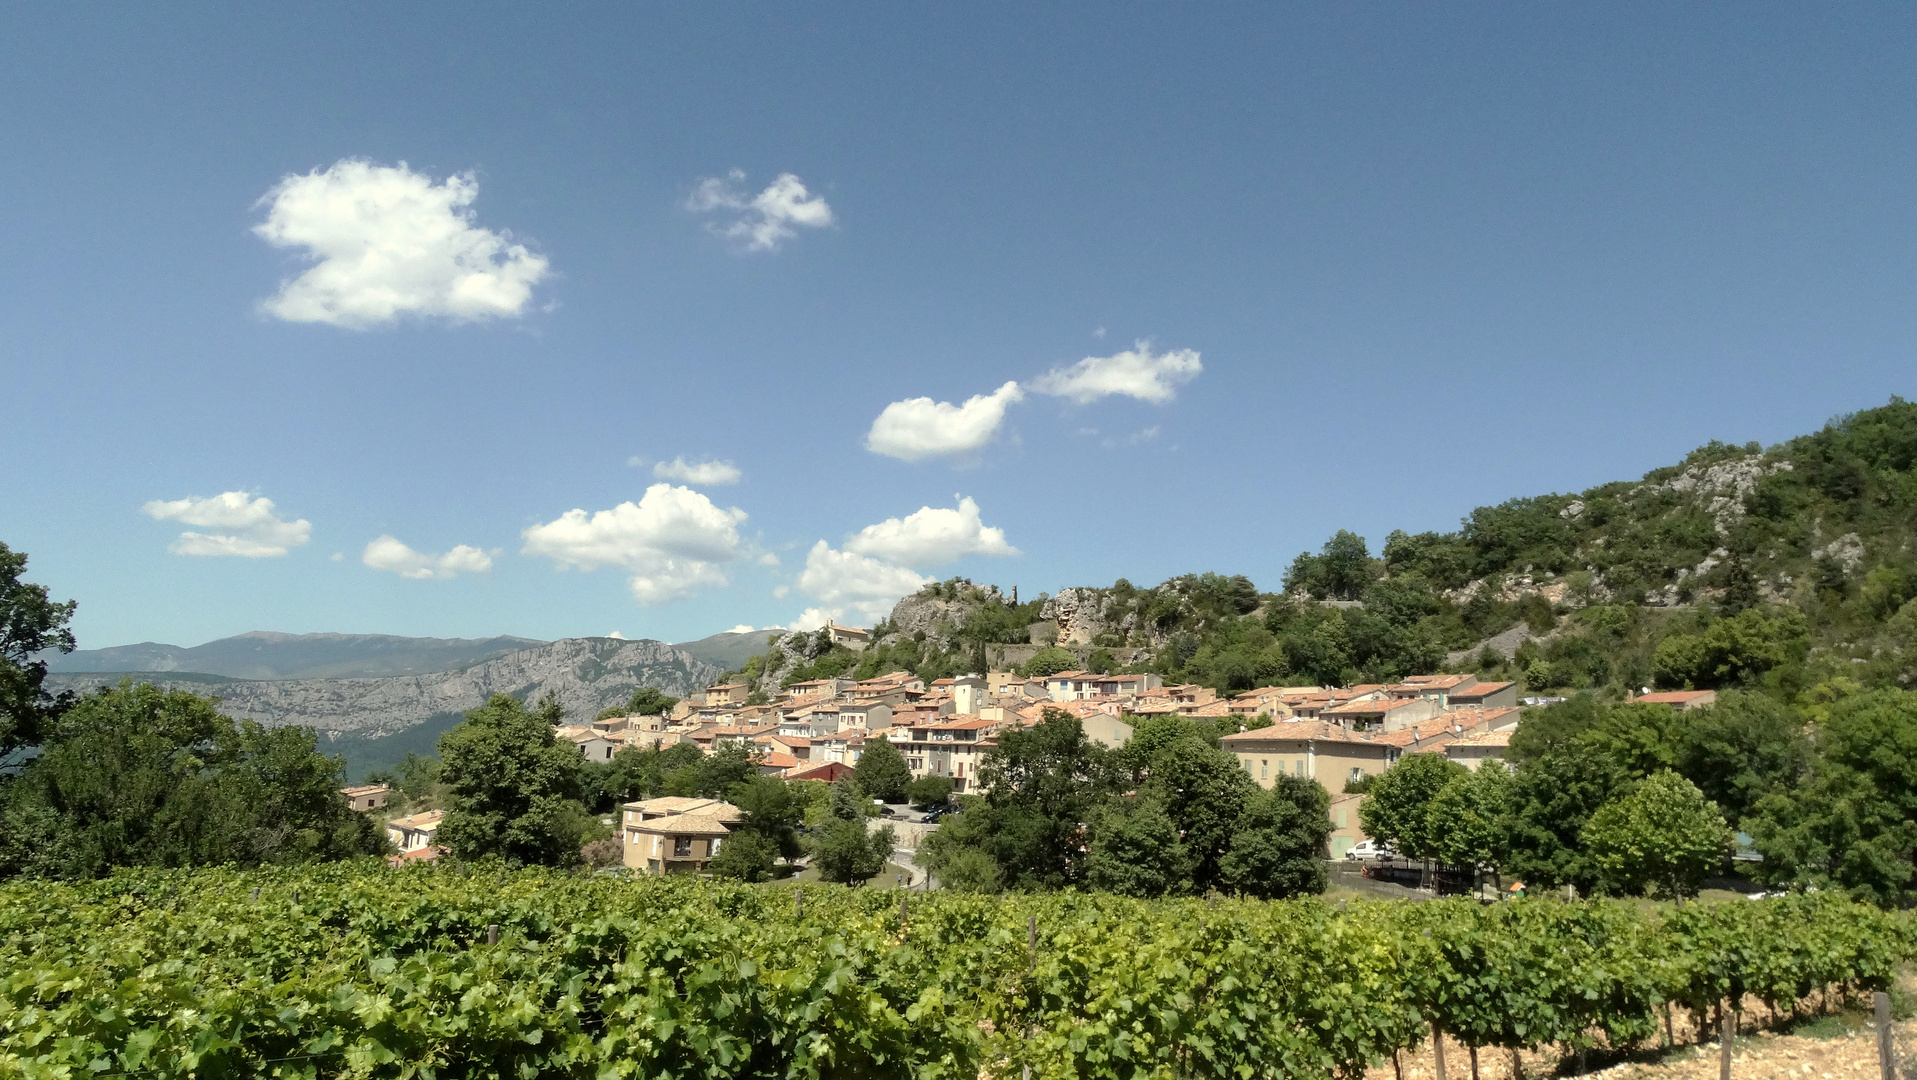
[1634,455,1793,535]
[46,637,721,738]
[1041,587,1117,646]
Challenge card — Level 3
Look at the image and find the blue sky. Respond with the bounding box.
[5,4,1916,649]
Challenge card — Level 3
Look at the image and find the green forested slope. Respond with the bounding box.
[752,399,1917,701]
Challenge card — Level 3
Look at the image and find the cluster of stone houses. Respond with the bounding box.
[344,652,1695,874]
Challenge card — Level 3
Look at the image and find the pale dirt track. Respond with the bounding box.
[1367,1007,1913,1080]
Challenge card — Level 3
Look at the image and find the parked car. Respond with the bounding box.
[1345,840,1396,862]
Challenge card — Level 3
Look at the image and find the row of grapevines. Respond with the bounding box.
[1,862,1907,1080]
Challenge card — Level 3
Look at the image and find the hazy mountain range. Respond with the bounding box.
[40,628,778,779]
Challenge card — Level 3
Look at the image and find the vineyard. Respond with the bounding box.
[1,863,1910,1080]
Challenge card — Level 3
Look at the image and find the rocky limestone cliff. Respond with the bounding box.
[47,637,720,738]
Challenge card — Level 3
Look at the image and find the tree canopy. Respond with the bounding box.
[0,681,385,878]
[435,694,588,867]
[0,541,76,761]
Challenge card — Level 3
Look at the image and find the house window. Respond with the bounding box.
[673,836,693,858]
[1295,760,1305,778]
[1260,760,1268,780]
[1349,767,1364,784]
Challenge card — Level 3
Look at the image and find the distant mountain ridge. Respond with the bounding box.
[47,631,548,681]
[45,637,723,740]
[670,628,779,671]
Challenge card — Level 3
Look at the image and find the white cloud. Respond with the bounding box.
[725,624,758,634]
[607,630,628,640]
[1031,342,1202,405]
[791,540,931,627]
[143,492,311,557]
[651,457,742,485]
[521,483,748,606]
[253,159,549,328]
[844,496,1018,567]
[361,535,494,580]
[865,380,1024,462]
[687,169,833,252]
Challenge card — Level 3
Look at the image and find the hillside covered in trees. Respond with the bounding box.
[739,399,1917,704]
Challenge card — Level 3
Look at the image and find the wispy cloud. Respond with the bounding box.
[1032,342,1202,404]
[362,535,494,579]
[649,456,742,485]
[687,170,833,252]
[143,491,311,557]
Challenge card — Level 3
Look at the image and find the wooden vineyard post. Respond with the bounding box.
[1720,1004,1734,1080]
[1876,992,1895,1080]
[1469,1043,1479,1080]
[487,924,499,946]
[1432,1022,1446,1080]
[795,888,802,920]
[1509,1048,1523,1080]
[250,887,260,903]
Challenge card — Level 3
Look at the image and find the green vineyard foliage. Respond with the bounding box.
[1,863,1908,1079]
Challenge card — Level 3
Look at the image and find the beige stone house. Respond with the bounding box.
[1219,721,1393,798]
[387,809,443,854]
[340,783,389,811]
[621,797,744,874]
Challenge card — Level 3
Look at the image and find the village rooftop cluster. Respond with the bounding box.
[346,623,1724,873]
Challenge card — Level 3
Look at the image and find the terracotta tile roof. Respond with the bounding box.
[632,810,740,835]
[757,751,801,768]
[623,796,723,814]
[1450,681,1513,699]
[390,810,443,830]
[1633,691,1716,704]
[1221,721,1373,745]
[1324,697,1431,717]
[1447,728,1514,748]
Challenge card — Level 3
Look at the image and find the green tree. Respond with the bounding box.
[930,845,1002,893]
[624,687,680,717]
[727,775,803,858]
[809,817,894,885]
[1145,735,1257,893]
[1651,606,1811,690]
[1746,689,1917,904]
[1583,771,1732,900]
[1425,764,1513,873]
[665,741,759,799]
[1284,530,1375,600]
[1019,647,1077,679]
[435,694,587,867]
[907,774,954,810]
[1218,775,1332,898]
[0,681,384,878]
[854,736,913,803]
[1675,692,1809,825]
[1358,752,1467,862]
[0,541,76,762]
[961,711,1120,889]
[1085,797,1192,897]
[707,829,778,882]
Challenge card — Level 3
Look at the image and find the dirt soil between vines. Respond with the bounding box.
[1368,1007,1917,1080]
